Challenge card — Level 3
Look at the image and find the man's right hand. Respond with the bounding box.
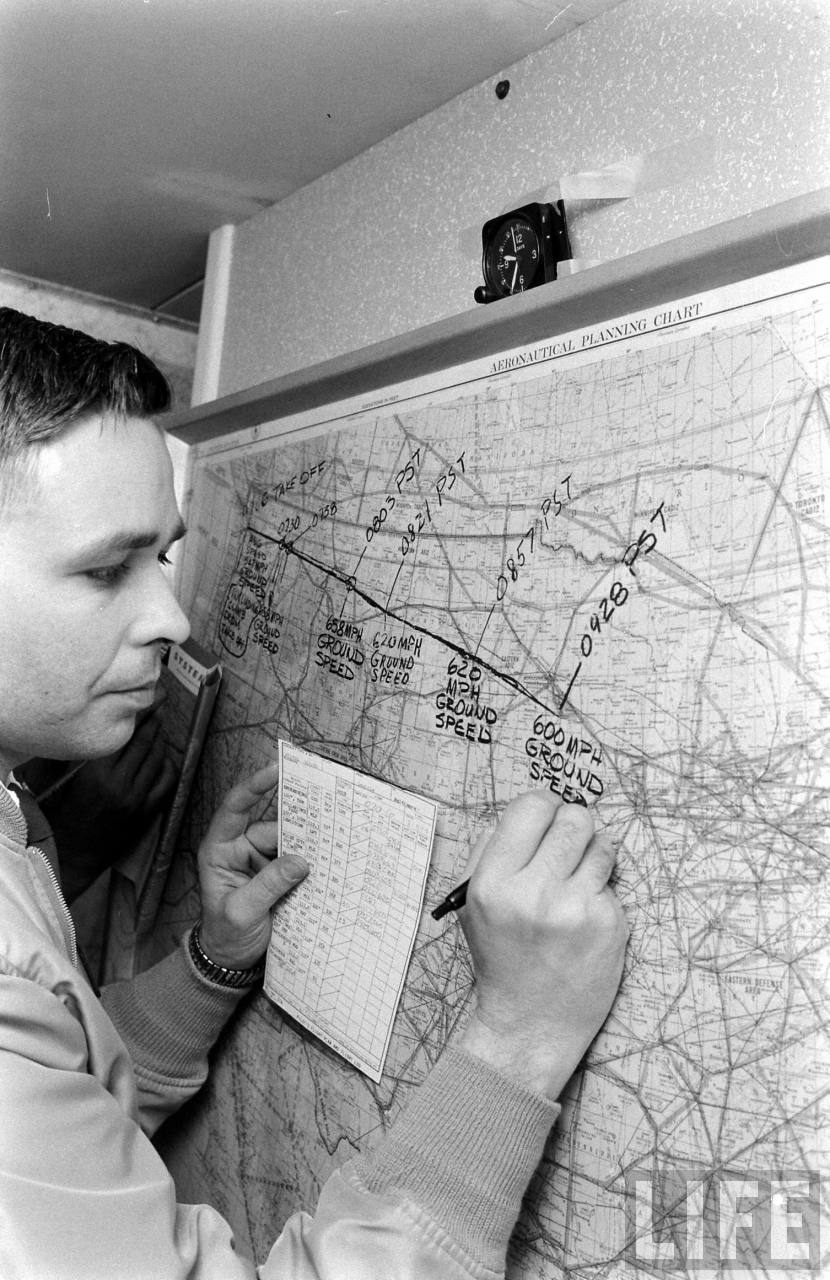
[457,791,628,1100]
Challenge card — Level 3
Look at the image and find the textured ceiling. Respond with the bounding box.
[1,0,626,321]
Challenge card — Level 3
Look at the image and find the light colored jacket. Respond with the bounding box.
[0,782,558,1279]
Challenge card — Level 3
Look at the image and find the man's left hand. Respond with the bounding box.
[197,761,308,970]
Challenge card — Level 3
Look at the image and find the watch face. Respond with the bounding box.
[484,215,541,296]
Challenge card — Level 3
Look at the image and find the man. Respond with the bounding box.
[0,308,628,1278]
[19,701,177,906]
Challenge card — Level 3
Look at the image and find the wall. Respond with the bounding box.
[199,0,830,400]
[0,270,198,414]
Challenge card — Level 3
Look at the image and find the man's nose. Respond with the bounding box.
[134,567,191,647]
[159,587,191,646]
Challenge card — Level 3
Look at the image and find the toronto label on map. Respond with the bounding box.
[156,262,829,1277]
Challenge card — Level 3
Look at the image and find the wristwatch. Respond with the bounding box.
[188,920,266,988]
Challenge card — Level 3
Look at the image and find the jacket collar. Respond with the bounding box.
[0,777,27,846]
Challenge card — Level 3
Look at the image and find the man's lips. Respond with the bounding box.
[102,675,160,698]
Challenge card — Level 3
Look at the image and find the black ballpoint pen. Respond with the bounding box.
[431,877,470,920]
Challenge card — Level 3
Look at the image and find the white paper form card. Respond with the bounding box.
[264,741,437,1082]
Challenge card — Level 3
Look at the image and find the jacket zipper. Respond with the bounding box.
[31,844,79,968]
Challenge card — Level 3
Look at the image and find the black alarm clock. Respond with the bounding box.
[474,201,571,304]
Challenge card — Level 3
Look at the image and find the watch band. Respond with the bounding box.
[188,920,266,989]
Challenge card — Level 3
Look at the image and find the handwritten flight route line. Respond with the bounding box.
[246,523,563,720]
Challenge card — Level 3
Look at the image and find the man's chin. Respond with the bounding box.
[95,714,141,755]
[66,707,140,761]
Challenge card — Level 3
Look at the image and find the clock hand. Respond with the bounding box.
[511,261,518,291]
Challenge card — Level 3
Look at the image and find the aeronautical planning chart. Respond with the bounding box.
[158,260,830,1277]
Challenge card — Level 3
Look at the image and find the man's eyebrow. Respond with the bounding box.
[72,519,187,562]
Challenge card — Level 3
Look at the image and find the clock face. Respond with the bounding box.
[484,215,541,296]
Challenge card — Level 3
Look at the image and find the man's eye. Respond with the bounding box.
[86,563,129,587]
[85,551,171,586]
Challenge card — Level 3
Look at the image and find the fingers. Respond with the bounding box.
[571,832,617,893]
[476,789,565,876]
[478,789,597,884]
[235,854,308,917]
[471,791,616,895]
[244,819,279,856]
[534,800,596,880]
[224,762,280,812]
[207,762,280,841]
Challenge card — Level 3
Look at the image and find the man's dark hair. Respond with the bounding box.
[0,309,171,486]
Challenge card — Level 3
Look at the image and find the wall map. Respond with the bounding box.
[154,261,830,1277]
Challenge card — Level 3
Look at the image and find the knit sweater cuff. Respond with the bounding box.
[100,933,246,1081]
[351,1046,559,1270]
